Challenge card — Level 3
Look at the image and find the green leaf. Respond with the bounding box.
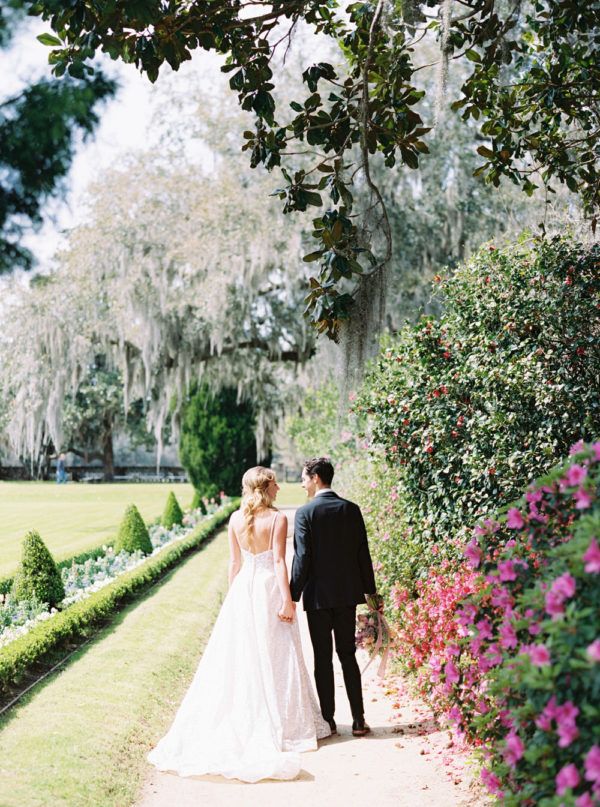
[303,251,324,262]
[37,33,62,47]
[465,49,481,63]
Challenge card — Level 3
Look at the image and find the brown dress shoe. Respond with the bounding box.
[352,717,371,736]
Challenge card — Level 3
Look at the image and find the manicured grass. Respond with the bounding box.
[0,482,195,578]
[0,481,305,579]
[276,481,307,507]
[0,527,230,807]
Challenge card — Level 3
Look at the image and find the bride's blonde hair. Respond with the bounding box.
[241,466,276,547]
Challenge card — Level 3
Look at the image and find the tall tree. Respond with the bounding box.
[0,1,115,273]
[29,0,599,336]
[0,151,314,470]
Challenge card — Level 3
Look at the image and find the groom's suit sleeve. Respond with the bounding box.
[290,508,311,602]
[356,505,377,595]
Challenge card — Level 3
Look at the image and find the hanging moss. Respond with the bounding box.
[161,491,184,529]
[114,504,153,555]
[12,530,65,607]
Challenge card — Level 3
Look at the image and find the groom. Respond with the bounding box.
[290,457,378,737]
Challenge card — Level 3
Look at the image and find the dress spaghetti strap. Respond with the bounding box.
[268,511,278,551]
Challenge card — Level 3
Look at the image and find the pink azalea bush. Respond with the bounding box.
[451,445,600,805]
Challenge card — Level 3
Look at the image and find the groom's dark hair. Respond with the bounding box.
[303,457,334,485]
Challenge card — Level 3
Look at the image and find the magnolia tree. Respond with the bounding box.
[29,0,600,338]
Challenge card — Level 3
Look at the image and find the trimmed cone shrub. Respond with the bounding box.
[191,490,207,515]
[12,530,65,607]
[113,504,153,555]
[162,491,184,529]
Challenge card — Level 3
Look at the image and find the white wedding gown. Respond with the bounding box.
[147,514,330,782]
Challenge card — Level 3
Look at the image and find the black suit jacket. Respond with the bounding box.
[290,490,377,611]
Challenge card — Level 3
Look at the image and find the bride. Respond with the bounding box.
[147,466,330,782]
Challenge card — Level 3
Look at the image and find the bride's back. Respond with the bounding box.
[232,508,278,554]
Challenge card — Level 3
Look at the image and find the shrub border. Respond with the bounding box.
[0,501,238,693]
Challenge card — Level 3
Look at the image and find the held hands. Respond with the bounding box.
[278,600,296,624]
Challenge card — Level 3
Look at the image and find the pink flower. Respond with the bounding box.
[593,442,600,461]
[535,696,558,731]
[526,488,543,504]
[528,644,551,666]
[584,745,600,783]
[506,508,524,529]
[586,639,600,662]
[575,793,595,807]
[569,439,585,455]
[583,538,600,573]
[504,733,525,767]
[481,768,503,796]
[499,622,518,649]
[444,660,460,684]
[574,487,593,509]
[556,701,580,748]
[486,643,503,666]
[498,559,517,581]
[475,618,493,640]
[545,590,566,618]
[552,573,577,598]
[464,539,482,569]
[556,763,580,795]
[566,463,588,486]
[370,481,378,489]
[491,586,512,608]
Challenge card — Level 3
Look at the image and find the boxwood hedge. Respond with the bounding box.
[0,501,238,694]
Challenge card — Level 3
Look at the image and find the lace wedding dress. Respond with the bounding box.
[147,512,330,782]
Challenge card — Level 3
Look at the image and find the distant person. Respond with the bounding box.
[56,453,67,484]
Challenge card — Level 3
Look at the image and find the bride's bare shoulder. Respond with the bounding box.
[229,509,244,528]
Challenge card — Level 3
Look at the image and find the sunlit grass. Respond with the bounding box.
[0,480,305,578]
[0,528,230,807]
[0,482,195,577]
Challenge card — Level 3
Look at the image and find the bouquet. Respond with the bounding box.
[355,593,397,678]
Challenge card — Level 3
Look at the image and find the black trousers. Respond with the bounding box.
[306,605,364,722]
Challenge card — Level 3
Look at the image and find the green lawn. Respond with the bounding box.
[0,527,230,807]
[0,482,195,578]
[0,481,305,578]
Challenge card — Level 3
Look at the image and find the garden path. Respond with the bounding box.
[137,508,484,807]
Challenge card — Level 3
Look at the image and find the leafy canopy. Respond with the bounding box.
[29,0,600,336]
[0,1,115,273]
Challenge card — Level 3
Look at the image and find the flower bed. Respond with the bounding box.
[0,501,238,693]
[389,445,600,805]
[0,507,219,649]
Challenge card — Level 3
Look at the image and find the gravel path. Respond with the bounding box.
[136,507,484,807]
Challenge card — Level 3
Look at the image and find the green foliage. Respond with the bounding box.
[113,505,152,555]
[0,502,238,693]
[161,491,184,529]
[179,384,257,498]
[12,530,65,607]
[355,237,600,580]
[29,0,599,335]
[287,384,341,461]
[0,1,115,272]
[191,490,207,515]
